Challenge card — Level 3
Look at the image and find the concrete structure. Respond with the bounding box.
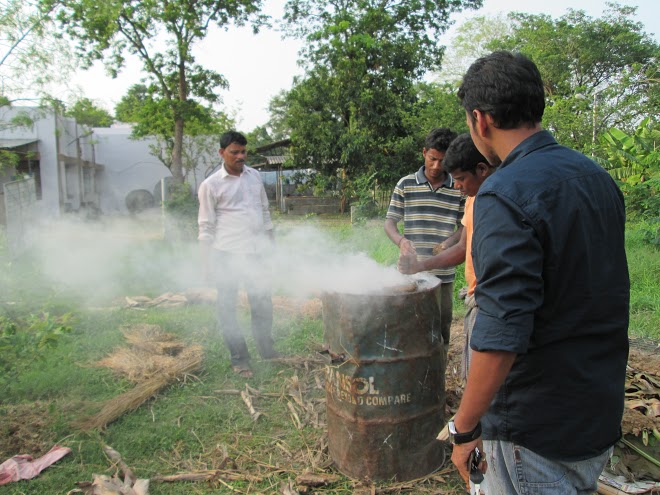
[0,106,179,223]
[92,126,170,213]
[0,105,103,222]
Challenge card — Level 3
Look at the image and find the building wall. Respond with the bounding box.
[0,106,61,217]
[92,127,171,213]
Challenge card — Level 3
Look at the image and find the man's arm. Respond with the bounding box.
[197,181,216,285]
[450,192,543,486]
[384,217,415,255]
[399,226,467,274]
[439,224,464,250]
[450,350,517,486]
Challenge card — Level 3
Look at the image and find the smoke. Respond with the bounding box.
[269,225,435,296]
[9,210,435,305]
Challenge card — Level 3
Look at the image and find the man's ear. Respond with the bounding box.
[476,162,490,177]
[472,109,490,139]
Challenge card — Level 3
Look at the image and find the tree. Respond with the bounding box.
[280,0,482,188]
[0,0,73,98]
[115,83,233,183]
[65,97,113,127]
[435,14,513,83]
[43,0,266,184]
[596,118,660,229]
[489,4,659,152]
[0,1,75,172]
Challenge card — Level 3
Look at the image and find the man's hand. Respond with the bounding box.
[398,253,422,274]
[399,237,416,256]
[451,439,486,493]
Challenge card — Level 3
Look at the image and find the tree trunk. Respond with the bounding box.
[171,117,184,184]
[170,59,187,184]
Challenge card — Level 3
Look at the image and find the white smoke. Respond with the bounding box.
[15,210,436,305]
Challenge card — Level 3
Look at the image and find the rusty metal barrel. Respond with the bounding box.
[321,278,446,481]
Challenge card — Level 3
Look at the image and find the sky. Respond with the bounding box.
[62,0,660,132]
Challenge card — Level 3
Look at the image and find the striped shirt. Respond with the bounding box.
[386,166,465,282]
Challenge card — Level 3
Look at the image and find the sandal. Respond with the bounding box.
[232,365,253,378]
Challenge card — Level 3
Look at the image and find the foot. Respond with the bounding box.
[232,364,253,378]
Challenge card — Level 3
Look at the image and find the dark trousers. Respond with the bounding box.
[434,281,454,370]
[214,250,274,366]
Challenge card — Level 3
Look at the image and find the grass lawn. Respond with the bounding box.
[0,213,656,494]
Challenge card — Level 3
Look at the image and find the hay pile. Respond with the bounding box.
[78,324,203,431]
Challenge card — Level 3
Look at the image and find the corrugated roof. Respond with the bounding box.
[265,156,289,165]
[0,138,39,149]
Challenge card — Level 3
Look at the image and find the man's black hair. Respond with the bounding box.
[425,128,458,152]
[220,130,248,149]
[458,51,545,130]
[443,134,487,175]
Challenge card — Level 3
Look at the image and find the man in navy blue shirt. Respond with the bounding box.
[448,51,630,495]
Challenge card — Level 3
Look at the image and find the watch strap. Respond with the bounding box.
[449,420,482,445]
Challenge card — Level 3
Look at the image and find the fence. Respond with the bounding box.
[3,177,37,258]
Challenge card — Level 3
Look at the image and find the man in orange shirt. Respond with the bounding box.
[398,133,496,380]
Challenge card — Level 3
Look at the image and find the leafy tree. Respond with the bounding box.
[280,0,482,190]
[114,84,150,124]
[489,4,659,152]
[65,97,113,127]
[436,13,513,83]
[0,1,74,171]
[115,83,233,184]
[596,118,660,245]
[0,0,73,97]
[406,82,468,137]
[43,0,266,184]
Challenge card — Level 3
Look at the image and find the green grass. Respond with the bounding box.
[0,215,656,494]
[626,222,660,340]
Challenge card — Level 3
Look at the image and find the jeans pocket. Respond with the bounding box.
[513,444,570,495]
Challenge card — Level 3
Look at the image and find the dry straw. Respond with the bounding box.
[77,324,203,431]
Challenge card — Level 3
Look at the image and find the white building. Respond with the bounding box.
[0,106,175,223]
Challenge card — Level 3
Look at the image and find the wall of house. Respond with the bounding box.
[92,127,171,214]
[0,107,61,217]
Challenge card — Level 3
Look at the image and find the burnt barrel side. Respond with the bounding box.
[322,285,446,481]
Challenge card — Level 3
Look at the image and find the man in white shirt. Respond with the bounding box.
[198,131,277,378]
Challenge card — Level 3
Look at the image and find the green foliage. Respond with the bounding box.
[43,0,265,183]
[164,182,198,218]
[280,0,482,186]
[595,118,660,226]
[0,311,73,387]
[163,182,198,241]
[115,83,232,178]
[626,222,660,337]
[65,97,113,127]
[0,0,74,95]
[489,5,660,151]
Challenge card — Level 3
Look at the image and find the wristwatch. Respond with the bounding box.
[448,420,482,445]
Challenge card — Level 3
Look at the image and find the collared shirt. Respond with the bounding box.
[471,130,630,460]
[386,166,465,282]
[197,164,273,253]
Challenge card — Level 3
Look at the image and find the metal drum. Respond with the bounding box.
[322,278,446,481]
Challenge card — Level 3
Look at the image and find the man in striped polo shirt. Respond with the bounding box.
[384,128,465,368]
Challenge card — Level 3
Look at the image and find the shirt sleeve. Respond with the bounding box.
[470,192,544,354]
[197,180,216,242]
[260,180,273,231]
[386,180,405,221]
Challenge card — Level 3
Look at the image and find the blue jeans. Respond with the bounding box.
[480,440,611,495]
